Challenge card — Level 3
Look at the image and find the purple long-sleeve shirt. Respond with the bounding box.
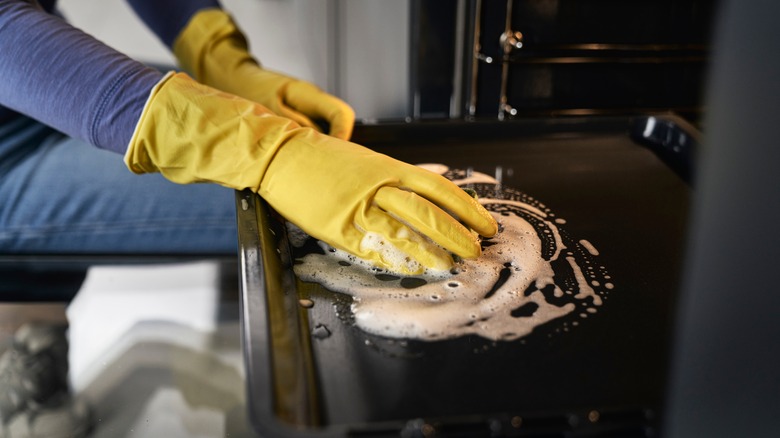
[0,0,218,154]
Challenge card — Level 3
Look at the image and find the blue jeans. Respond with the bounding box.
[0,115,237,255]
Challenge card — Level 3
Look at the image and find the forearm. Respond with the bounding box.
[0,0,162,153]
[125,0,220,48]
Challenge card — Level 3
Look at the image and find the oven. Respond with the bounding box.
[235,1,715,436]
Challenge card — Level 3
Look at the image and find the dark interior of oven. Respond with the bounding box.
[411,0,714,124]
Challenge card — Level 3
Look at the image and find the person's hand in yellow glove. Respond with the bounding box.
[126,73,497,275]
[172,8,355,140]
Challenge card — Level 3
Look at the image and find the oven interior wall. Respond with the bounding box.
[411,0,718,124]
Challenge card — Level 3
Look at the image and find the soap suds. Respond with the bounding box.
[292,165,613,341]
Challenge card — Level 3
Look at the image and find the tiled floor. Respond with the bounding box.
[1,260,255,438]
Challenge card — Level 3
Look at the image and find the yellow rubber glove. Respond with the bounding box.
[173,8,355,140]
[126,73,497,274]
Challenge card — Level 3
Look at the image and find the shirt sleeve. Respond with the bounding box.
[0,0,163,154]
[125,0,221,48]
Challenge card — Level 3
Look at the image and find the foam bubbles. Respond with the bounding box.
[359,231,423,274]
[292,165,614,342]
[579,239,600,256]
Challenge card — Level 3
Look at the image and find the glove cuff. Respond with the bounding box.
[172,8,259,90]
[125,71,303,191]
[124,71,175,174]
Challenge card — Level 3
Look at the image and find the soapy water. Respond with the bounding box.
[292,165,613,342]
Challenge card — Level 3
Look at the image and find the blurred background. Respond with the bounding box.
[7,1,780,437]
[59,0,412,121]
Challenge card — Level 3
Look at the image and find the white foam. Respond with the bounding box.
[297,214,555,340]
[295,211,603,341]
[292,165,612,342]
[579,239,600,256]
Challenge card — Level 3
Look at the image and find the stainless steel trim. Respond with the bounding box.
[467,0,483,117]
[450,0,467,118]
[498,0,514,120]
